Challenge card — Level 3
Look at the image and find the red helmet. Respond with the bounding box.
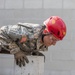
[43,16,66,40]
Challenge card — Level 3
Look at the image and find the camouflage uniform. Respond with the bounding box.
[0,23,48,55]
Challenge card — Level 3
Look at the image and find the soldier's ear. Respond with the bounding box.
[43,28,49,34]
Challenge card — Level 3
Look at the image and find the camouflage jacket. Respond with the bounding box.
[0,23,48,54]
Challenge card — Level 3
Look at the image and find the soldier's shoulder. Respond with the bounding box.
[17,22,44,28]
[0,25,9,31]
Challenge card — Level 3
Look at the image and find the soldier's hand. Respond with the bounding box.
[14,51,29,67]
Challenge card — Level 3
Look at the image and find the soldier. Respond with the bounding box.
[0,16,66,67]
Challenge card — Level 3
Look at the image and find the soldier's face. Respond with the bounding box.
[43,34,59,47]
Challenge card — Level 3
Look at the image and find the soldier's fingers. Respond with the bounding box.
[21,57,25,66]
[24,56,29,63]
[18,58,21,67]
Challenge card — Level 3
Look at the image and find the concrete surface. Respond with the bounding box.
[0,54,44,75]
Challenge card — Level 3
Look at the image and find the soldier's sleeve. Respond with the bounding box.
[9,42,21,54]
[7,25,30,53]
[0,37,20,54]
[0,25,22,42]
[6,25,22,41]
[0,25,22,54]
[5,25,27,42]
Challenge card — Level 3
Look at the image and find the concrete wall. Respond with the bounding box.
[0,54,44,75]
[0,0,75,75]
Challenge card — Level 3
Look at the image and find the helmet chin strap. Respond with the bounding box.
[41,34,46,43]
[41,33,50,43]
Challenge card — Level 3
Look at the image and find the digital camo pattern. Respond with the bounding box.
[0,23,48,54]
